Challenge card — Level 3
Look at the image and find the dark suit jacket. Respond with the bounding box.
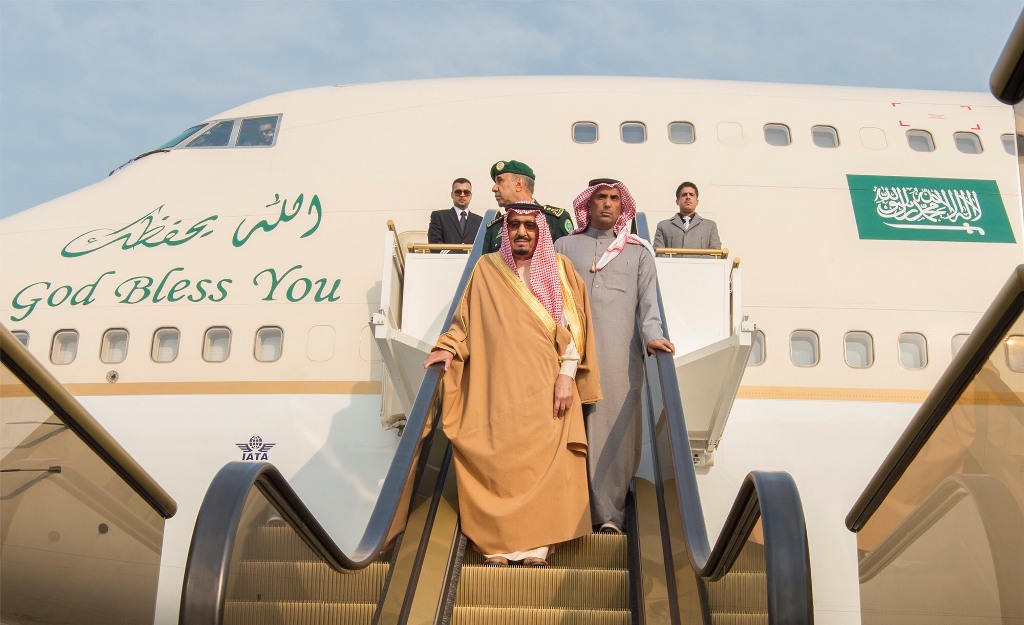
[428,207,483,246]
[653,213,722,251]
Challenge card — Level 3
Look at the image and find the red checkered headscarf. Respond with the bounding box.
[500,204,563,324]
[572,181,638,236]
[571,181,654,271]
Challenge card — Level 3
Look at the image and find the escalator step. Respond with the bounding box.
[455,566,629,609]
[706,571,768,613]
[238,525,331,562]
[451,606,631,625]
[229,561,389,602]
[224,600,377,624]
[461,533,627,569]
[706,614,769,625]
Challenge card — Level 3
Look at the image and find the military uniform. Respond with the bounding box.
[482,203,574,252]
[485,159,573,251]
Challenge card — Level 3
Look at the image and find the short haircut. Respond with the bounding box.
[452,177,471,189]
[675,181,699,199]
[517,174,536,193]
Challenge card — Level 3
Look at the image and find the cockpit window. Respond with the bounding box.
[236,116,279,147]
[185,120,236,148]
[157,123,207,149]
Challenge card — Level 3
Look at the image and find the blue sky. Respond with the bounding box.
[1,0,1020,217]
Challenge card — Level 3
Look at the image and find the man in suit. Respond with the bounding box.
[428,178,483,252]
[481,159,575,252]
[653,181,722,252]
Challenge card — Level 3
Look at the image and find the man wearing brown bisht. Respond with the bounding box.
[423,203,602,567]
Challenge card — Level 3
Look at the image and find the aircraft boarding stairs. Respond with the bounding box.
[4,226,1020,625]
[175,212,813,625]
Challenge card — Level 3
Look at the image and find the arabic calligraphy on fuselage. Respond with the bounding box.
[873,186,982,224]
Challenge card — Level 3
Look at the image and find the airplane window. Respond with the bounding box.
[101,328,129,364]
[184,120,235,148]
[953,132,982,154]
[203,327,231,362]
[790,330,819,367]
[157,123,207,150]
[906,129,935,152]
[11,330,29,347]
[844,331,874,368]
[764,124,791,147]
[951,333,970,357]
[898,332,928,369]
[620,122,646,144]
[747,330,765,365]
[1006,335,1024,372]
[152,327,180,363]
[572,122,598,143]
[50,330,79,365]
[812,125,839,148]
[236,116,279,147]
[668,122,695,144]
[255,326,283,362]
[1002,133,1019,155]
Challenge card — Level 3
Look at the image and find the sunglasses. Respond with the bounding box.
[453,190,472,196]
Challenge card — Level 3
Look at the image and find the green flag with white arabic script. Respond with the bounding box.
[847,174,1015,243]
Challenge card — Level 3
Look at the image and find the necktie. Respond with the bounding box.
[683,216,691,231]
[459,211,467,234]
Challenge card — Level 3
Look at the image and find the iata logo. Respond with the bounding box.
[236,435,276,461]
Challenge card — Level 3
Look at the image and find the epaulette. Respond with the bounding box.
[486,213,504,228]
[540,204,565,217]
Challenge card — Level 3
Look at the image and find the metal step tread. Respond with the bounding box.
[240,524,347,562]
[456,566,629,609]
[706,571,768,612]
[451,605,631,625]
[712,610,770,618]
[224,599,376,623]
[462,533,627,569]
[229,560,389,602]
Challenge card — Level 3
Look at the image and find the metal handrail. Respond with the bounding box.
[636,214,813,624]
[179,210,497,624]
[847,265,1024,531]
[387,219,407,276]
[655,247,729,258]
[0,324,176,519]
[408,243,472,253]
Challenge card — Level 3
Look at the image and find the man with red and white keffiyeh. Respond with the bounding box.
[424,204,602,567]
[555,178,674,535]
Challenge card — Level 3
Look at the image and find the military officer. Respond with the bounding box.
[481,159,574,252]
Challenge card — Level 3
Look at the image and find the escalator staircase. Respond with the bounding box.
[449,533,631,625]
[705,543,768,625]
[222,519,392,624]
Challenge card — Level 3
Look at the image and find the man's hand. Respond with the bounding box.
[424,349,454,371]
[647,338,675,355]
[553,374,573,419]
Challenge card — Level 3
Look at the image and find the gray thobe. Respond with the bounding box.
[554,227,666,527]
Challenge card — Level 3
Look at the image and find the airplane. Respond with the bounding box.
[1,13,1022,623]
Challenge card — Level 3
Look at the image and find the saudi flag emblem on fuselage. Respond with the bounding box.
[847,174,1015,243]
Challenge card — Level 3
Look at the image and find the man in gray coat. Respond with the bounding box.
[555,178,675,534]
[653,181,722,251]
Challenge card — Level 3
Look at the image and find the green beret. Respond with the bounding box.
[490,160,535,181]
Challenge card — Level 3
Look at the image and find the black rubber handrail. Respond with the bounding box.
[990,8,1024,105]
[846,265,1024,532]
[637,214,813,625]
[178,211,496,624]
[0,324,176,518]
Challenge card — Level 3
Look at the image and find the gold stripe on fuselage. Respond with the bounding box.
[0,380,383,397]
[3,381,1019,404]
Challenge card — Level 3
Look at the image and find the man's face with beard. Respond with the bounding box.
[507,213,538,259]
